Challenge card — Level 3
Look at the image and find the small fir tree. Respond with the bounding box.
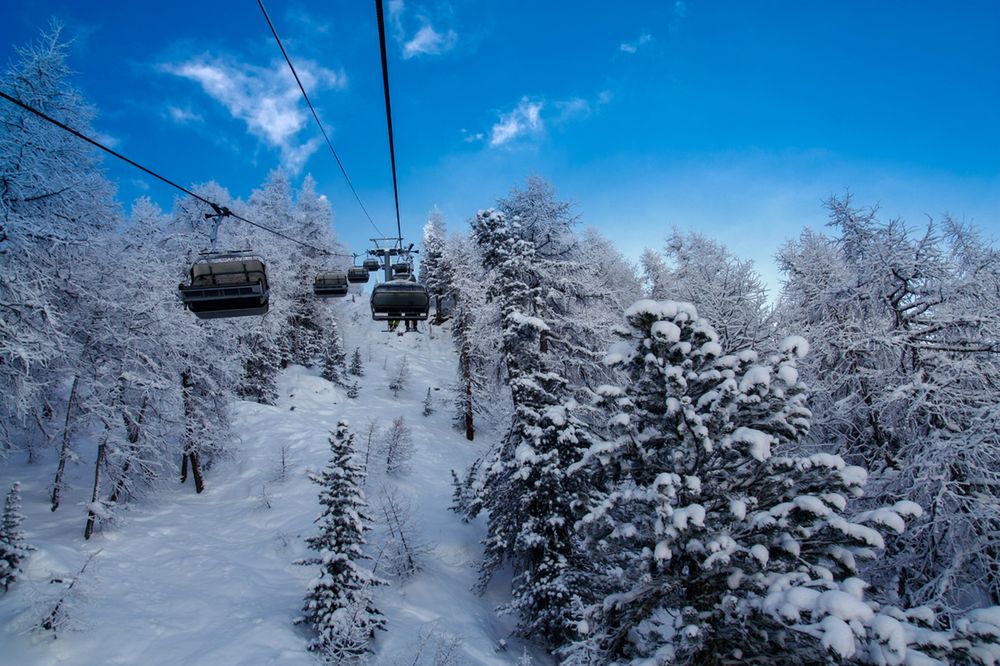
[296,422,384,658]
[349,347,364,377]
[1,482,31,591]
[422,387,434,416]
[320,329,347,386]
[346,382,360,399]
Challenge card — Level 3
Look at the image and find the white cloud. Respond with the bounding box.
[403,24,458,58]
[490,97,544,147]
[620,32,652,54]
[167,106,203,124]
[165,56,346,173]
[556,97,591,122]
[389,0,458,59]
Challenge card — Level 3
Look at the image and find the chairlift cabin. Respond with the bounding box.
[314,271,349,297]
[347,267,370,284]
[391,262,410,275]
[370,280,429,321]
[362,257,381,272]
[178,253,269,319]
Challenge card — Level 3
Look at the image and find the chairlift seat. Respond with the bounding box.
[178,256,269,319]
[370,280,430,321]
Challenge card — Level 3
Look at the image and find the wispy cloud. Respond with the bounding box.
[404,24,458,58]
[164,56,346,173]
[490,97,544,147]
[166,105,203,125]
[389,0,459,59]
[620,32,652,54]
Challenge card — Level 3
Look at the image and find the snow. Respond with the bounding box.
[730,427,773,462]
[819,615,856,658]
[750,544,769,566]
[818,589,874,622]
[650,320,681,343]
[0,296,547,665]
[739,366,771,393]
[779,335,810,359]
[671,504,706,530]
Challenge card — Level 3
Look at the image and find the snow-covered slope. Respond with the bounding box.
[0,295,544,664]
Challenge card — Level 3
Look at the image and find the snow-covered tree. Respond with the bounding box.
[1,482,31,591]
[778,197,1000,610]
[320,319,347,385]
[388,355,410,397]
[297,421,384,658]
[383,416,414,476]
[422,388,434,416]
[0,25,118,455]
[349,347,364,377]
[563,299,947,664]
[420,208,451,323]
[445,233,490,441]
[651,229,775,352]
[469,208,589,648]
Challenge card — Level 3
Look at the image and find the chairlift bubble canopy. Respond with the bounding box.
[370,279,429,321]
[314,271,348,297]
[347,267,370,284]
[178,252,269,319]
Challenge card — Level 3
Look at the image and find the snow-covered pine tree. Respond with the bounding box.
[563,299,943,664]
[469,208,587,648]
[422,388,434,416]
[346,382,360,399]
[349,347,364,377]
[1,482,31,591]
[320,319,348,385]
[297,421,384,658]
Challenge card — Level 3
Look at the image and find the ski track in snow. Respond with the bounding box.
[0,295,547,665]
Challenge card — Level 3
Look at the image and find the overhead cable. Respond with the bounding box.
[374,0,403,247]
[257,0,385,239]
[0,89,350,256]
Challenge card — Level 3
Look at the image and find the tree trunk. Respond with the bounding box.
[84,433,108,540]
[180,369,206,494]
[460,332,475,441]
[51,374,80,512]
[108,396,148,505]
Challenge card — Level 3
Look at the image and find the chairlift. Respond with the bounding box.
[362,257,381,272]
[314,271,349,297]
[347,267,370,284]
[370,280,429,321]
[178,252,269,319]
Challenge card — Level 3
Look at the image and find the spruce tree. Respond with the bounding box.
[422,388,434,416]
[320,323,347,386]
[349,347,364,377]
[296,422,384,658]
[1,482,31,591]
[346,382,360,399]
[564,300,931,663]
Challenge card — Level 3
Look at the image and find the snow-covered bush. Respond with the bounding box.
[564,299,1000,664]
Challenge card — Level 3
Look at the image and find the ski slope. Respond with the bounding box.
[0,295,545,664]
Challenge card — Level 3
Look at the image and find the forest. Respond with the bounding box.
[3,25,1000,666]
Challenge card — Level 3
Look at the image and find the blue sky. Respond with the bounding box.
[3,1,999,289]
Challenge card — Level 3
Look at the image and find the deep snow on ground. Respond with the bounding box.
[0,294,547,664]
